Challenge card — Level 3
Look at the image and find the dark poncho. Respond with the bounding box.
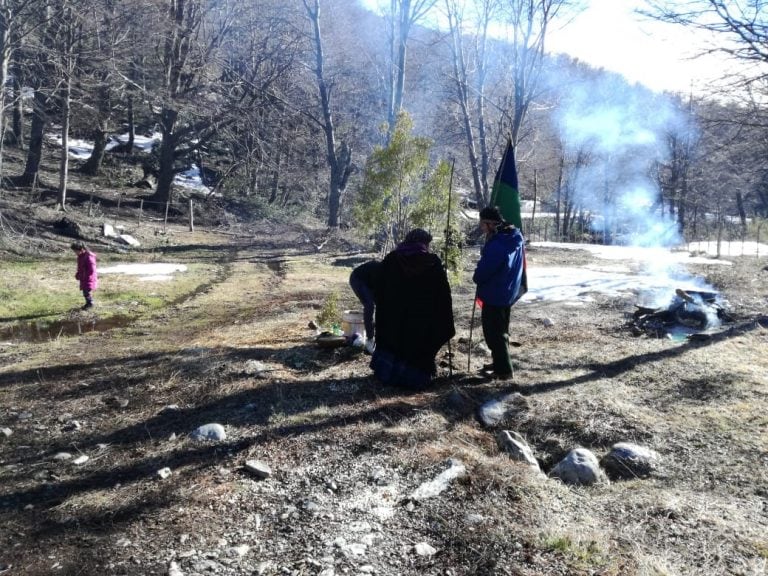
[371,241,455,387]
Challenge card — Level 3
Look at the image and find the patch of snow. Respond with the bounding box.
[99,263,188,283]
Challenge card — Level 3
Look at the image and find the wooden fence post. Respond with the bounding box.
[189,198,194,231]
[163,199,170,232]
[138,199,143,227]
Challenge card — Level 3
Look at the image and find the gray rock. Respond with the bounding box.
[550,448,607,486]
[477,392,530,428]
[244,459,271,479]
[190,423,226,441]
[53,452,73,461]
[0,427,12,438]
[496,430,540,470]
[601,442,661,479]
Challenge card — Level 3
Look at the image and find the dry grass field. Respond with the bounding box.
[0,185,767,576]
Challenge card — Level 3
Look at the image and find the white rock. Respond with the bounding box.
[0,428,12,438]
[53,452,73,461]
[167,561,184,576]
[157,467,172,480]
[227,544,250,557]
[72,455,89,465]
[118,234,141,247]
[413,542,437,556]
[190,423,226,442]
[496,430,541,470]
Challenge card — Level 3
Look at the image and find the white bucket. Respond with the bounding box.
[341,310,366,339]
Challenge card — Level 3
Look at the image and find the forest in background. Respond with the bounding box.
[0,0,766,249]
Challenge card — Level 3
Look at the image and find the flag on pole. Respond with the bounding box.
[490,137,528,302]
[490,138,522,229]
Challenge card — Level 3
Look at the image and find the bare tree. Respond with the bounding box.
[641,1,768,88]
[443,0,497,209]
[385,0,436,141]
[301,0,354,228]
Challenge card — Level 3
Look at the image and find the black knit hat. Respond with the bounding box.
[479,206,504,222]
[404,228,432,245]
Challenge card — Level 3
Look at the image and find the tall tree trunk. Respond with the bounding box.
[58,76,72,209]
[19,90,46,186]
[81,122,108,175]
[10,70,23,148]
[152,107,178,206]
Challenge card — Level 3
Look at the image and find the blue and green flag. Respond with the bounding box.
[490,138,522,229]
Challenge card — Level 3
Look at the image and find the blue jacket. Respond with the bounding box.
[472,226,526,306]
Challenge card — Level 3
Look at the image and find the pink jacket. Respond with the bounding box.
[76,250,98,291]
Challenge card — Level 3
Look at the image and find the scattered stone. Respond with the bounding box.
[244,460,271,479]
[243,360,267,375]
[72,455,89,465]
[601,442,661,480]
[103,396,129,409]
[157,467,172,480]
[413,542,437,556]
[496,430,541,471]
[340,542,366,556]
[369,467,391,486]
[167,560,184,576]
[118,234,141,247]
[62,420,82,432]
[16,412,32,421]
[308,320,319,330]
[102,223,116,237]
[541,317,555,327]
[409,458,466,501]
[190,423,226,442]
[465,513,486,525]
[227,544,250,557]
[550,448,607,486]
[477,392,530,428]
[0,428,12,438]
[255,561,274,575]
[53,452,73,461]
[0,563,11,573]
[160,405,181,415]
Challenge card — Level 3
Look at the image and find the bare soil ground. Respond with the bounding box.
[0,183,767,576]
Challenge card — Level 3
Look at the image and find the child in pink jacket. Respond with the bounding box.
[71,242,98,310]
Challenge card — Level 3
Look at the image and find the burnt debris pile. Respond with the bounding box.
[630,288,732,339]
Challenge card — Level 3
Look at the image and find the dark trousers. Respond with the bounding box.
[349,275,375,338]
[82,290,93,305]
[481,304,512,375]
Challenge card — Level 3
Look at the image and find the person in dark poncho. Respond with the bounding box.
[370,228,455,389]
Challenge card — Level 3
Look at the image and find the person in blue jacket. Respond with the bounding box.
[472,207,527,379]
